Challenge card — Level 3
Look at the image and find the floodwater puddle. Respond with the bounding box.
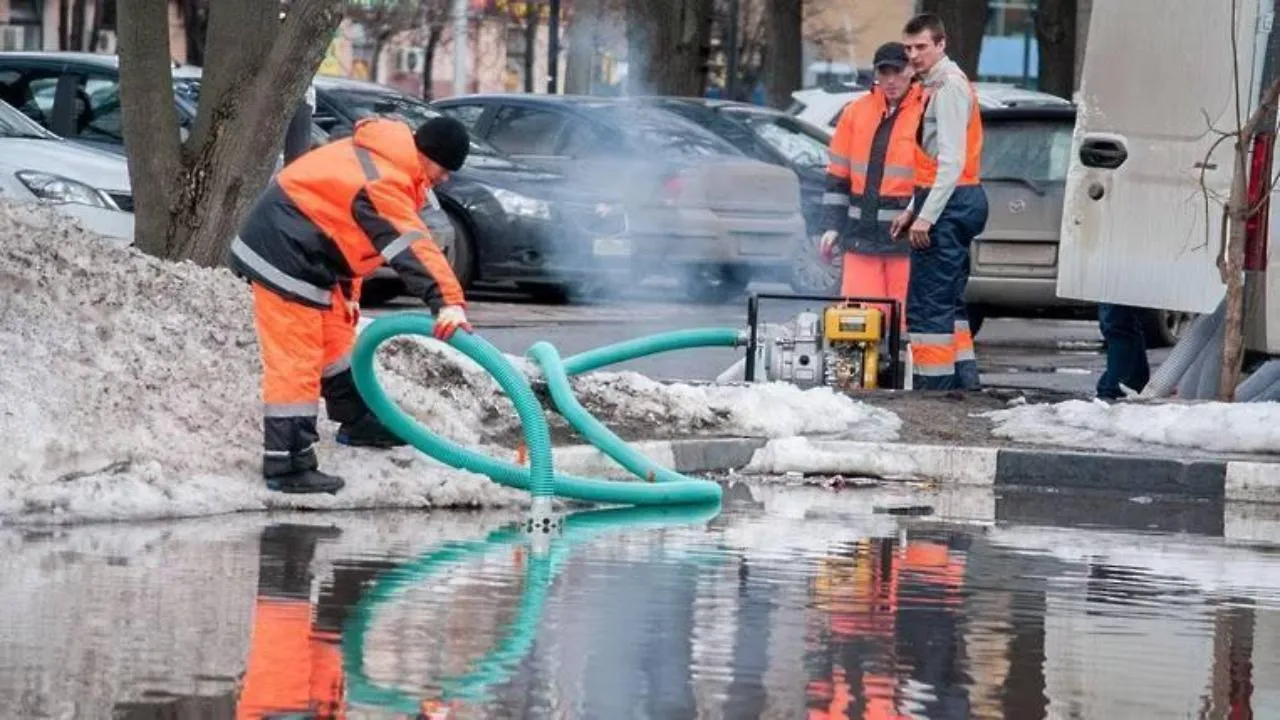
[1,482,1278,719]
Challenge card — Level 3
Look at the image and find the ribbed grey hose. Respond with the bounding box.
[1141,298,1225,398]
[1237,359,1280,401]
[1192,312,1228,398]
[1253,376,1280,401]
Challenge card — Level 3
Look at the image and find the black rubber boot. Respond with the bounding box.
[336,412,407,449]
[263,447,345,494]
[266,469,346,495]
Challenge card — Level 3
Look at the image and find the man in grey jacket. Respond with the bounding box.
[891,13,989,391]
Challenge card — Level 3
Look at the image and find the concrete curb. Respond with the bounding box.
[551,436,1280,504]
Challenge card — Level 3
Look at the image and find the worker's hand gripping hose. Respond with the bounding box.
[341,503,723,712]
[349,313,733,506]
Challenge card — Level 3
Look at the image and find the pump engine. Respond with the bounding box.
[735,293,907,391]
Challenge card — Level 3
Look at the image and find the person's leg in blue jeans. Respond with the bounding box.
[1097,303,1150,399]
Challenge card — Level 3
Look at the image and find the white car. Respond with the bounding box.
[0,98,134,241]
[788,82,1073,139]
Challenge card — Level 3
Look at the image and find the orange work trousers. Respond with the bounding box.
[840,253,909,331]
[252,282,363,468]
[236,598,346,719]
[252,282,361,415]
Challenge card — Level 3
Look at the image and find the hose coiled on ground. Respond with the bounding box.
[350,313,742,506]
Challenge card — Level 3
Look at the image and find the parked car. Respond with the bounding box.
[431,93,809,301]
[299,77,625,303]
[635,97,838,293]
[0,96,134,241]
[0,53,454,301]
[789,82,1074,140]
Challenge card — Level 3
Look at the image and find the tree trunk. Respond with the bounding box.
[564,0,601,94]
[181,0,207,66]
[763,0,800,108]
[920,0,988,79]
[88,0,105,52]
[60,0,71,50]
[370,34,390,83]
[624,0,711,96]
[1035,0,1076,98]
[423,24,443,99]
[118,0,344,266]
[524,8,539,93]
[1219,146,1250,401]
[70,0,88,50]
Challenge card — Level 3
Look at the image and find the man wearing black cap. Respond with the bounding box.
[820,41,923,344]
[228,114,473,495]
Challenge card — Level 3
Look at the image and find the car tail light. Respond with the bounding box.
[1245,131,1273,271]
[659,173,686,205]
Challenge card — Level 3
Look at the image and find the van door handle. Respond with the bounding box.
[1079,137,1129,169]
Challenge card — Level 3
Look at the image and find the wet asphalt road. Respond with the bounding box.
[367,281,1170,395]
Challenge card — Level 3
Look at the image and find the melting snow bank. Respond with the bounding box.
[0,201,899,525]
[981,399,1280,456]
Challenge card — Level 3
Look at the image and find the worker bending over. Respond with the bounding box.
[893,13,989,390]
[228,115,473,495]
[820,41,922,337]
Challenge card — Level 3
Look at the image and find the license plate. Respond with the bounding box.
[593,236,632,257]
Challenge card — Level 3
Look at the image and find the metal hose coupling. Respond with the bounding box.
[523,496,562,555]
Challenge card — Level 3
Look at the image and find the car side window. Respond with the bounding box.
[69,73,124,142]
[558,119,610,158]
[0,67,60,128]
[487,105,566,155]
[749,116,830,168]
[438,103,486,131]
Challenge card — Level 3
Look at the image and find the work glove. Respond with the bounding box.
[819,230,840,263]
[433,305,472,341]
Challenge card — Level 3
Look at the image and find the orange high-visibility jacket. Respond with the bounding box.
[229,117,465,313]
[823,84,924,255]
[913,68,983,190]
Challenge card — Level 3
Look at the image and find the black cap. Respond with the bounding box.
[872,42,909,71]
[414,116,470,171]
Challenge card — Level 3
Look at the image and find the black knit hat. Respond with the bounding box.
[414,116,470,171]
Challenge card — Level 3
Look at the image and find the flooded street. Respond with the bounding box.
[2,483,1278,719]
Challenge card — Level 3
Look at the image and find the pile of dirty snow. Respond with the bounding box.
[0,201,899,525]
[981,398,1280,455]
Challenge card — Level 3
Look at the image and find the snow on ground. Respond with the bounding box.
[981,398,1280,456]
[0,201,898,525]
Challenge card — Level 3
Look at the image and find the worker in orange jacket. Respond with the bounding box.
[820,41,924,335]
[228,115,473,495]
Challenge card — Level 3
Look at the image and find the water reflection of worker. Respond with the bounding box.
[806,533,970,720]
[236,523,346,719]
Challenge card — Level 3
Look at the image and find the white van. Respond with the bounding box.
[1058,0,1279,355]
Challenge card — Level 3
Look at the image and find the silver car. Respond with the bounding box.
[0,98,134,241]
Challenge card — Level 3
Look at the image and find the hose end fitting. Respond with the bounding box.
[523,497,561,555]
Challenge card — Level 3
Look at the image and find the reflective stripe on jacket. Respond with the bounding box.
[823,84,923,255]
[228,117,465,312]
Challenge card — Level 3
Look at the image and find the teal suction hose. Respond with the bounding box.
[342,503,722,712]
[350,313,743,506]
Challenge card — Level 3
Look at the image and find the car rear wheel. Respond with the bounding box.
[1142,308,1199,348]
[684,264,751,304]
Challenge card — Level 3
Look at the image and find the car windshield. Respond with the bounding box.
[983,119,1076,182]
[329,88,502,157]
[582,104,741,160]
[738,113,830,168]
[0,98,54,139]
